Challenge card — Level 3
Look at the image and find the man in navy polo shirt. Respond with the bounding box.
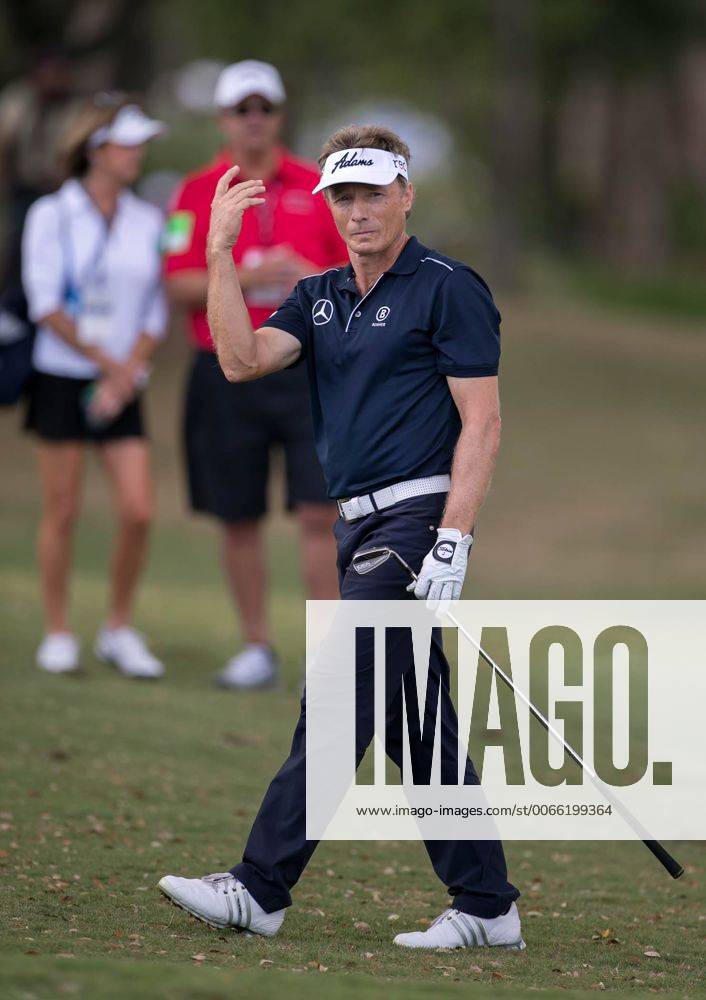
[159,125,524,952]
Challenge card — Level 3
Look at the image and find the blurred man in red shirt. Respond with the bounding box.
[164,61,345,689]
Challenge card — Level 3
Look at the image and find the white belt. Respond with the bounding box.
[336,475,450,523]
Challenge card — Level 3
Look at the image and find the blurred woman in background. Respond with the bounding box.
[21,96,168,678]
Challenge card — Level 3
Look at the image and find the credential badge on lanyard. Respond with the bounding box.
[243,180,289,309]
[61,193,116,347]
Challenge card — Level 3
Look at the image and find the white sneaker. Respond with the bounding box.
[394,902,525,950]
[95,626,164,679]
[215,643,277,689]
[36,632,80,674]
[158,872,284,936]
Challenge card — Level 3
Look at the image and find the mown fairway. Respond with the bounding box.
[1,292,704,998]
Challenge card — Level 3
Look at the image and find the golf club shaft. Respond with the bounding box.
[401,557,683,879]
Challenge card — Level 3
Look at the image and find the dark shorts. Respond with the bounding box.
[183,350,331,522]
[24,371,145,443]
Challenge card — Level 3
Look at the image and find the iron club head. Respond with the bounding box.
[351,546,418,581]
[351,547,393,574]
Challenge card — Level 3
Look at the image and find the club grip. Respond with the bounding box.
[643,840,684,879]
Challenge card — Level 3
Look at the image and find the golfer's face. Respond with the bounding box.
[327,181,413,256]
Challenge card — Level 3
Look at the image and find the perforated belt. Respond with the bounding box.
[336,474,451,523]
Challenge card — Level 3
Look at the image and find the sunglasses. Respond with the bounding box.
[228,101,278,117]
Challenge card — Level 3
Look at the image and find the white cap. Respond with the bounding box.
[89,104,166,148]
[312,147,409,194]
[214,60,286,109]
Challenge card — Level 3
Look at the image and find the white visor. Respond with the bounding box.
[312,147,409,194]
[89,105,166,149]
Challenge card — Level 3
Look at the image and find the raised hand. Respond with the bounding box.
[207,165,266,257]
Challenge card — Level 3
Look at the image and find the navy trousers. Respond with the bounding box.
[231,493,520,917]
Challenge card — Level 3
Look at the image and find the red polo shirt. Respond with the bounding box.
[163,148,346,350]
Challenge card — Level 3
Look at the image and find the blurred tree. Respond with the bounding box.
[160,0,706,279]
[488,0,541,286]
[540,0,706,275]
[2,0,705,280]
[1,0,156,92]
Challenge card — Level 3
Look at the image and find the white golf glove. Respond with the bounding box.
[407,528,473,608]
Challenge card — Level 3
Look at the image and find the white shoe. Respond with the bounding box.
[215,643,277,689]
[158,872,284,936]
[95,626,164,679]
[36,632,80,674]
[394,902,526,950]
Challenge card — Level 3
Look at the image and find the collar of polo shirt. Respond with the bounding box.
[312,147,409,195]
[333,234,425,288]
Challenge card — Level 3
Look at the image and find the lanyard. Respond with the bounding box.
[252,178,282,246]
[59,191,115,292]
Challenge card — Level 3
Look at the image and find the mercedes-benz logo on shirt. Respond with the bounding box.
[312,299,334,325]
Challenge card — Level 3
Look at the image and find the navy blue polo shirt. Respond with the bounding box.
[265,235,500,499]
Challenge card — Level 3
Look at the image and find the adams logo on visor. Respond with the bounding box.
[312,147,409,194]
[330,150,374,174]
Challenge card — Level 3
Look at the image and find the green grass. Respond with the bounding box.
[557,259,706,320]
[1,301,705,998]
[4,954,673,1000]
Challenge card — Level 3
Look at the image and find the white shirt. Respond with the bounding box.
[22,178,167,378]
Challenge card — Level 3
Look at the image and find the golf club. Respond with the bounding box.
[351,545,684,880]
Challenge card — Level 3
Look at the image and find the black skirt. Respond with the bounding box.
[24,371,145,443]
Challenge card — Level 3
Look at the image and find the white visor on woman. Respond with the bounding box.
[89,105,167,149]
[312,147,409,194]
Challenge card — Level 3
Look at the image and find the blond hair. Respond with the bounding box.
[59,93,132,179]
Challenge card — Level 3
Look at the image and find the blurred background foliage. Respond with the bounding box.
[1,14,704,990]
[2,0,706,300]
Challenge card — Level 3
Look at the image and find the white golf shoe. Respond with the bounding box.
[394,902,525,950]
[215,643,277,689]
[158,872,284,936]
[36,632,80,674]
[95,626,164,679]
